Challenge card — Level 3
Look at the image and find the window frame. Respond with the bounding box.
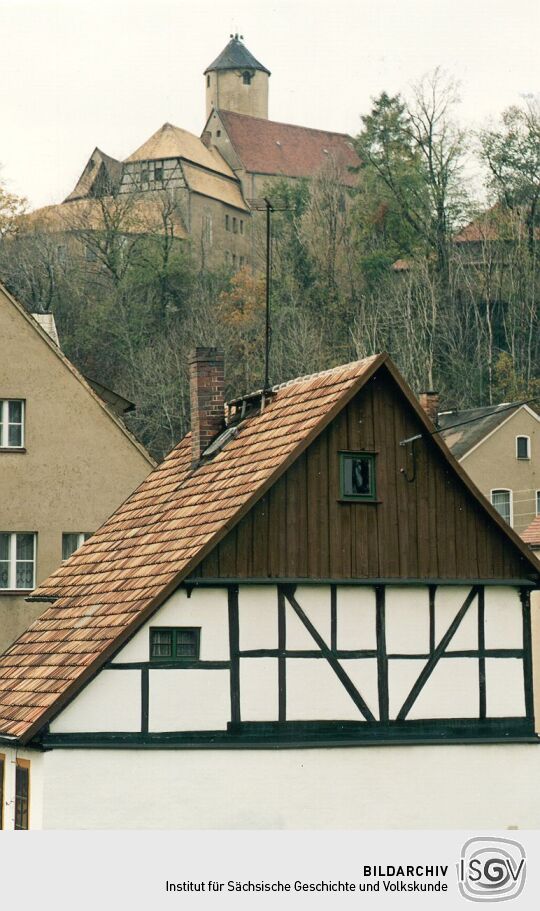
[516,435,531,460]
[14,759,30,830]
[62,532,91,562]
[339,451,377,502]
[149,627,201,662]
[536,490,540,517]
[0,532,36,591]
[491,488,513,526]
[0,399,25,449]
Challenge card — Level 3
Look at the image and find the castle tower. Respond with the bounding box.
[204,34,270,120]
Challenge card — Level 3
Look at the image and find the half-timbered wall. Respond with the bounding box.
[47,582,533,742]
[190,371,529,581]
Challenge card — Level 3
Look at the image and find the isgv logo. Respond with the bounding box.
[458,837,526,902]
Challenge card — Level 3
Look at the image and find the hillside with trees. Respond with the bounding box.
[0,75,538,460]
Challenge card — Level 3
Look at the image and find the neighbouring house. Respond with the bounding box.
[437,399,540,535]
[22,35,359,272]
[0,281,154,652]
[0,349,538,830]
[523,516,540,560]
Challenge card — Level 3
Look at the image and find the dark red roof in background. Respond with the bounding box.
[219,110,360,185]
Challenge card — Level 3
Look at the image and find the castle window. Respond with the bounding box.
[232,217,237,233]
[207,75,210,87]
[150,628,200,661]
[225,214,230,231]
[204,215,213,246]
[242,71,252,85]
[240,220,244,235]
[339,452,377,501]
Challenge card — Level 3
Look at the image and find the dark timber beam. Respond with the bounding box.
[281,584,376,723]
[397,586,480,721]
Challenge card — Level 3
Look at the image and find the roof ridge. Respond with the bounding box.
[271,357,376,392]
[220,109,354,139]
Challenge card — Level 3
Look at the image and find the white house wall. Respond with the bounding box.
[38,744,540,829]
[46,582,530,735]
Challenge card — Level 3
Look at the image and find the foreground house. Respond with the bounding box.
[438,400,540,535]
[0,282,154,652]
[0,350,538,829]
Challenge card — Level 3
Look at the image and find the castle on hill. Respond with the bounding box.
[26,35,359,270]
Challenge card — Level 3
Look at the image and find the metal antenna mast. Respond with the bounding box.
[248,196,289,392]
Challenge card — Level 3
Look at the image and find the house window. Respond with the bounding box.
[14,760,30,830]
[0,753,4,830]
[239,256,245,267]
[62,532,91,561]
[207,75,210,87]
[491,489,512,525]
[536,491,540,516]
[516,436,530,459]
[0,533,36,590]
[0,400,24,448]
[154,161,164,183]
[232,217,238,233]
[225,214,230,231]
[339,452,377,501]
[232,253,237,268]
[240,219,244,235]
[242,71,252,85]
[149,628,200,661]
[224,251,230,264]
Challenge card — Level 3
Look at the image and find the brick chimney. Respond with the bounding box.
[418,391,439,426]
[189,348,225,464]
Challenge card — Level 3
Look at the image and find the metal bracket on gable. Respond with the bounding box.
[399,433,421,483]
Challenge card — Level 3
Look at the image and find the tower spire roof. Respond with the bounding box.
[204,34,270,75]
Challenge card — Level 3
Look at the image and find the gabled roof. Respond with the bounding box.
[64,148,123,203]
[0,353,537,743]
[0,283,154,468]
[126,122,235,179]
[182,163,248,211]
[523,516,540,548]
[216,111,360,185]
[438,403,535,460]
[204,35,270,76]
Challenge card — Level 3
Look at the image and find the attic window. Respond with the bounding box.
[242,71,253,85]
[150,627,200,661]
[339,452,377,501]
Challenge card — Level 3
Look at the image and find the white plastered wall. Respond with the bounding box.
[40,744,540,829]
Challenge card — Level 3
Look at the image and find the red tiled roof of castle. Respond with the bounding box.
[218,110,360,185]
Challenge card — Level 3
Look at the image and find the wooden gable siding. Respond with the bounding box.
[189,369,527,581]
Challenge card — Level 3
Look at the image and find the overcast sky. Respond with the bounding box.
[1,0,538,209]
